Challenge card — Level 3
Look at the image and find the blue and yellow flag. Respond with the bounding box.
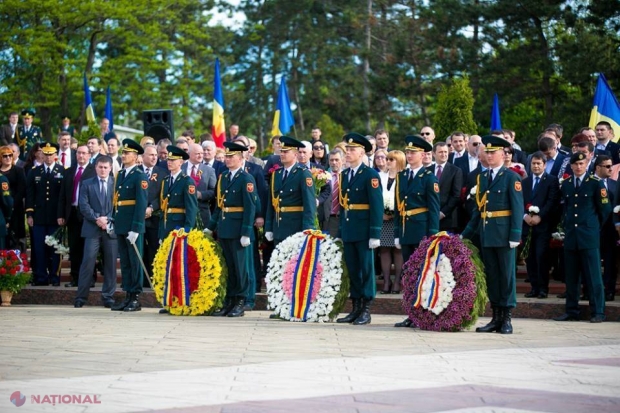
[271,76,294,137]
[212,58,226,148]
[104,86,114,131]
[490,93,501,131]
[83,73,96,123]
[589,74,620,141]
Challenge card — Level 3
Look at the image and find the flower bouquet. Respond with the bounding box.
[384,196,394,216]
[402,232,488,331]
[44,226,69,257]
[520,204,540,261]
[0,250,32,304]
[152,229,227,315]
[309,167,330,198]
[266,230,349,322]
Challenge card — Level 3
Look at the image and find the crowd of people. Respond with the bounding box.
[1,108,619,328]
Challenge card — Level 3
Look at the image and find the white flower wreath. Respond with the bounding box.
[266,231,344,322]
[418,253,456,315]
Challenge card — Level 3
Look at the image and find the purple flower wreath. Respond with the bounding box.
[401,233,488,332]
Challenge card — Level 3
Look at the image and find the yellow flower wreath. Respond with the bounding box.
[152,229,227,315]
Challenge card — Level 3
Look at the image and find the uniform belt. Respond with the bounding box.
[116,200,136,207]
[277,206,303,212]
[404,207,428,216]
[481,210,512,218]
[166,208,186,213]
[223,207,244,213]
[346,203,369,210]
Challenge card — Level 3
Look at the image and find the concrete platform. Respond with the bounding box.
[1,306,619,412]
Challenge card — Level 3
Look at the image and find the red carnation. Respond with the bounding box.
[268,164,281,175]
[525,203,532,210]
[562,173,570,180]
[0,268,6,275]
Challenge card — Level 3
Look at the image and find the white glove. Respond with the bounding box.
[127,231,139,245]
[265,232,274,242]
[394,238,401,250]
[459,234,463,240]
[509,241,520,249]
[334,238,342,243]
[203,228,213,236]
[240,236,251,247]
[369,238,380,249]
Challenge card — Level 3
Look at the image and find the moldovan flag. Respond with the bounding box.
[589,73,620,142]
[271,76,294,137]
[212,58,226,148]
[490,93,502,131]
[83,73,96,123]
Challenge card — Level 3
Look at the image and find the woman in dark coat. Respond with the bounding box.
[0,146,27,250]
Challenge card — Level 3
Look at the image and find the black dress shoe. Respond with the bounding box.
[556,292,567,299]
[227,299,245,317]
[394,318,413,328]
[212,301,234,317]
[124,298,142,312]
[605,293,615,302]
[74,301,84,308]
[537,292,548,299]
[111,294,132,311]
[524,290,539,298]
[52,282,60,287]
[103,300,115,308]
[379,290,390,295]
[580,294,589,301]
[590,315,605,323]
[65,282,77,287]
[159,308,169,314]
[553,313,580,321]
[269,313,280,319]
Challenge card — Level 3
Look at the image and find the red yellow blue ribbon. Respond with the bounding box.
[413,232,450,310]
[163,231,191,307]
[290,230,326,320]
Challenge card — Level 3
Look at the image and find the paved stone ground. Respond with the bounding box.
[1,306,620,412]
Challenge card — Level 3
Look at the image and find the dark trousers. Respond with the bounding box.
[343,240,376,301]
[564,248,605,317]
[143,221,160,287]
[33,225,60,284]
[220,238,249,299]
[67,208,84,285]
[117,234,143,294]
[401,243,419,265]
[525,231,551,293]
[481,246,517,308]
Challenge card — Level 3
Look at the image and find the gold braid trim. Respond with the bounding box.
[474,173,488,221]
[160,179,169,225]
[395,173,406,237]
[271,171,280,224]
[338,171,349,210]
[112,173,120,213]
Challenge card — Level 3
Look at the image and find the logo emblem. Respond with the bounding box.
[141,180,148,190]
[514,181,522,191]
[247,183,254,193]
[434,183,439,193]
[371,178,379,189]
[306,177,313,187]
[1,182,7,191]
[188,185,196,195]
[601,188,608,198]
[10,391,26,407]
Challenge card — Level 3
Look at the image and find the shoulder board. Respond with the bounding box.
[590,175,600,181]
[425,170,431,175]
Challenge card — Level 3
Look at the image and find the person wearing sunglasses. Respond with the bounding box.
[0,146,23,250]
[310,140,329,169]
[420,126,436,144]
[454,134,482,177]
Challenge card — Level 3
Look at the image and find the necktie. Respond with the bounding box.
[282,169,289,182]
[488,169,493,185]
[145,168,151,179]
[575,177,581,189]
[533,176,540,192]
[408,169,413,182]
[72,166,83,203]
[331,173,340,215]
[61,152,66,166]
[191,165,200,185]
[436,165,443,180]
[100,179,107,197]
[350,169,355,182]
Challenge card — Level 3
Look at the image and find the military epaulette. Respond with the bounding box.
[590,175,600,181]
[425,170,432,175]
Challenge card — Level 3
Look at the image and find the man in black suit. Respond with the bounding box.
[141,145,168,286]
[74,156,118,308]
[57,131,77,169]
[535,136,566,179]
[447,132,467,164]
[1,112,19,146]
[521,152,560,298]
[156,139,171,171]
[58,145,93,287]
[595,121,620,165]
[86,137,103,166]
[594,155,618,301]
[430,142,463,233]
[454,134,482,177]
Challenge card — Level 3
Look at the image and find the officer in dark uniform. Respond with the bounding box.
[17,109,44,162]
[336,133,383,326]
[158,146,198,240]
[393,135,440,328]
[59,116,75,137]
[394,135,440,262]
[206,142,257,318]
[111,139,148,312]
[25,143,65,286]
[462,136,524,334]
[265,136,316,245]
[553,152,611,323]
[0,171,13,249]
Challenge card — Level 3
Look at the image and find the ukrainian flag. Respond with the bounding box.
[271,76,294,137]
[212,58,226,148]
[83,73,96,123]
[589,74,620,142]
[104,86,114,131]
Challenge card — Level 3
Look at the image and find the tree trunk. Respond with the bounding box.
[363,0,373,132]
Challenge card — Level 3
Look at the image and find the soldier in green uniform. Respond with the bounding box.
[17,109,44,162]
[462,136,524,334]
[59,116,75,137]
[0,171,13,249]
[111,139,148,312]
[206,142,257,318]
[393,135,440,328]
[158,146,198,240]
[553,152,611,323]
[265,135,316,245]
[336,132,383,326]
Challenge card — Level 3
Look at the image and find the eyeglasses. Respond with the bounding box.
[386,158,395,162]
[375,155,386,160]
[249,146,256,150]
[420,132,431,136]
[599,164,613,169]
[446,144,452,147]
[2,154,13,158]
[503,150,512,154]
[313,146,324,150]
[472,142,480,146]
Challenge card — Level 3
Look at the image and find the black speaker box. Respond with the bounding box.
[143,109,174,142]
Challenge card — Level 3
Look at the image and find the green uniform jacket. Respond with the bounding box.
[16,125,44,161]
[0,174,13,237]
[393,167,440,244]
[208,169,256,239]
[339,163,383,242]
[462,166,524,246]
[265,163,316,240]
[113,166,148,235]
[158,173,199,239]
[560,174,611,250]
